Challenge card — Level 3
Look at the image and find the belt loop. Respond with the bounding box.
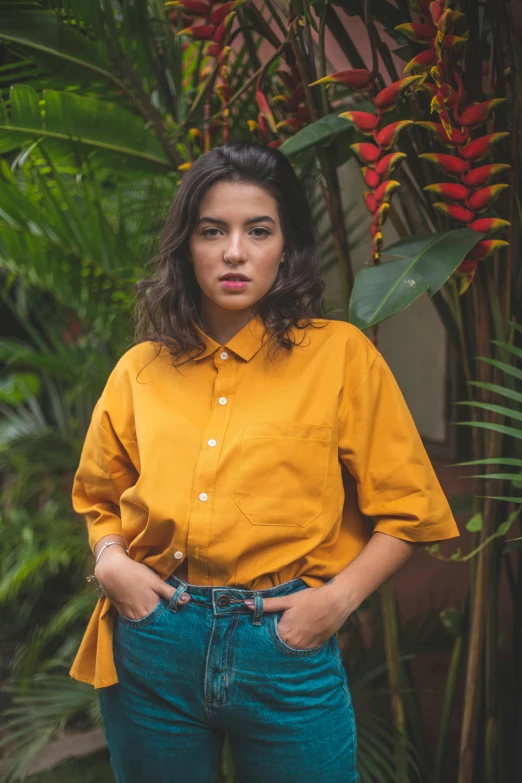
[251,594,263,626]
[168,581,189,614]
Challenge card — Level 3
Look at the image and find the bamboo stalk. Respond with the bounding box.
[380,580,409,782]
[433,633,464,783]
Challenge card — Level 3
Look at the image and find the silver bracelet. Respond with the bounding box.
[86,542,129,598]
[94,541,129,568]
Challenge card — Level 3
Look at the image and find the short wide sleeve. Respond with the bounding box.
[72,364,139,553]
[338,350,460,544]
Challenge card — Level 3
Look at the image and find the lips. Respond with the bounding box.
[220,274,251,281]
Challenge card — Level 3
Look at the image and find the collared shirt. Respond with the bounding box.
[70,315,459,687]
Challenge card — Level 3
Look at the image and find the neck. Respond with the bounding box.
[199,302,255,346]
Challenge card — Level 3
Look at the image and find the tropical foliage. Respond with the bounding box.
[0,1,520,782]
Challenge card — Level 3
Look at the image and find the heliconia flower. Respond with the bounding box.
[361,167,381,188]
[256,113,270,142]
[374,180,400,203]
[276,118,303,132]
[349,142,381,163]
[206,43,222,57]
[375,152,407,178]
[418,152,469,174]
[256,89,278,133]
[464,239,509,261]
[373,76,424,110]
[338,111,379,133]
[466,183,509,211]
[309,69,375,89]
[429,1,443,22]
[212,19,226,43]
[272,94,294,108]
[209,1,241,25]
[296,104,311,122]
[395,22,436,43]
[416,121,468,146]
[374,120,413,149]
[177,24,215,39]
[456,257,479,277]
[459,132,510,160]
[433,202,474,222]
[178,162,193,171]
[424,182,469,200]
[440,34,469,48]
[373,202,390,227]
[188,127,204,143]
[456,98,507,128]
[438,109,453,138]
[166,0,211,15]
[461,163,510,187]
[364,192,378,214]
[404,50,436,73]
[467,217,511,233]
[268,140,284,148]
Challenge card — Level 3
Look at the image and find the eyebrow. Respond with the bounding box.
[198,215,276,226]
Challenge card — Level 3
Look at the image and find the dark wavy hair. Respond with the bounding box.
[134,140,326,366]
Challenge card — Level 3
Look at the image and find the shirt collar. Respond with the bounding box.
[192,314,269,362]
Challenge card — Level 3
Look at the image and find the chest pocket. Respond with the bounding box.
[235,421,331,527]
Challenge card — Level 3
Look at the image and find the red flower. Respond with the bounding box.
[432,202,474,222]
[461,164,510,187]
[467,218,511,233]
[338,111,379,133]
[373,76,423,110]
[466,183,509,211]
[374,121,413,149]
[349,143,381,163]
[424,182,469,200]
[309,69,375,89]
[419,152,469,174]
[375,152,407,178]
[459,133,510,160]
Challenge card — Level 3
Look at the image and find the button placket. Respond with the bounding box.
[185,351,237,585]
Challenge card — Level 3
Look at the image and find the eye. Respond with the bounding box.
[251,227,271,238]
[201,228,222,237]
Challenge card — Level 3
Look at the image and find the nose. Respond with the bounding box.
[224,232,247,263]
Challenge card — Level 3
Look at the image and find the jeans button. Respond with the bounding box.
[216,594,230,608]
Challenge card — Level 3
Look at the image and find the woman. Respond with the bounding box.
[70,141,460,783]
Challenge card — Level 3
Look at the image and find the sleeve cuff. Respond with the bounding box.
[371,517,460,544]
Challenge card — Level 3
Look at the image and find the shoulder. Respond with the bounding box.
[307,318,381,362]
[103,340,165,388]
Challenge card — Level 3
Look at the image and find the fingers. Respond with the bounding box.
[155,581,191,604]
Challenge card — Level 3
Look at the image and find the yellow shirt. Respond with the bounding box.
[70,315,459,687]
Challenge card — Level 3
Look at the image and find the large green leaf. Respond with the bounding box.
[279,106,370,157]
[0,8,120,86]
[0,84,172,171]
[349,229,483,329]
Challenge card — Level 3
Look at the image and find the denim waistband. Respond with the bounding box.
[165,574,308,621]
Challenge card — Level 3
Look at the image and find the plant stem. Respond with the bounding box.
[380,580,409,782]
[433,633,464,783]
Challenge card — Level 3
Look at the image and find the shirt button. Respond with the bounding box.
[174,551,184,560]
[218,397,227,405]
[220,351,229,360]
[208,439,217,447]
[199,492,208,502]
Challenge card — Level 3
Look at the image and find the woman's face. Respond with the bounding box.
[188,181,285,321]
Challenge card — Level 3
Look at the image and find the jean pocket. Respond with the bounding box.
[268,611,330,657]
[118,598,166,628]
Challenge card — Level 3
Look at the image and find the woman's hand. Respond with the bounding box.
[245,583,352,649]
[94,546,191,620]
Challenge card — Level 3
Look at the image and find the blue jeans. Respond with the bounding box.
[99,574,359,783]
